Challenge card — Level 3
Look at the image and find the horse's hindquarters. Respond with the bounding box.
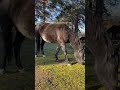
[11,0,35,40]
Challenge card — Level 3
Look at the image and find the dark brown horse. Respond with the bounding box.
[35,23,85,64]
[0,0,34,39]
[0,14,25,74]
[0,14,14,74]
[0,0,34,74]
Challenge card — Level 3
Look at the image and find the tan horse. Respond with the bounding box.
[35,23,85,64]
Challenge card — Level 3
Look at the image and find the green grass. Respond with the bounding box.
[35,43,85,90]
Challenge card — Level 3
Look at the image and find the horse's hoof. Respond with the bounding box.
[37,53,41,57]
[0,69,5,75]
[67,64,71,66]
[42,55,46,57]
[81,61,85,65]
[18,68,25,73]
[55,60,59,62]
[35,55,37,58]
[64,60,70,64]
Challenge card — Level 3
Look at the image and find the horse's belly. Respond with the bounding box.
[41,35,55,43]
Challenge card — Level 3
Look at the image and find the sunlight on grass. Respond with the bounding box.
[35,43,85,90]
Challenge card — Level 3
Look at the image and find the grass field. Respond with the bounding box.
[35,43,85,90]
[0,39,35,90]
[0,39,119,90]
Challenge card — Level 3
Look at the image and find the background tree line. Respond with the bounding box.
[35,0,85,33]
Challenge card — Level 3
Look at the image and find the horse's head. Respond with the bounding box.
[74,35,85,64]
[74,47,85,64]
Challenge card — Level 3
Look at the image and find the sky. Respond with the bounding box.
[35,16,85,33]
[35,0,85,33]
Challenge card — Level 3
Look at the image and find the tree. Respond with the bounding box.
[86,0,119,89]
[35,0,85,33]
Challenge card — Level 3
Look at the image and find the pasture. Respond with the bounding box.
[0,39,35,90]
[35,43,85,90]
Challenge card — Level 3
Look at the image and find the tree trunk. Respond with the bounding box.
[86,0,118,89]
[43,3,46,22]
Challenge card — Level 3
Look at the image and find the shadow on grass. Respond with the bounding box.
[5,71,19,74]
[118,72,120,74]
[36,56,78,66]
[86,85,102,90]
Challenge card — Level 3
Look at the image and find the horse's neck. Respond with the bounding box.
[69,31,80,51]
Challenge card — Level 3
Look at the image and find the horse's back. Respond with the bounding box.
[40,23,70,43]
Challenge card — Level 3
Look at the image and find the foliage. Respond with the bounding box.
[35,0,85,32]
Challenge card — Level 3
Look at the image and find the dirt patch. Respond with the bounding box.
[35,66,51,90]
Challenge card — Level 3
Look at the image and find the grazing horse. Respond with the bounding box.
[0,0,34,74]
[35,23,85,64]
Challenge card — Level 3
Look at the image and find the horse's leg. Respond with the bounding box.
[35,32,40,56]
[55,45,61,61]
[60,43,69,64]
[40,38,45,57]
[13,30,25,72]
[0,43,6,74]
[6,30,13,64]
[0,32,8,74]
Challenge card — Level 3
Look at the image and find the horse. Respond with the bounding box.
[0,14,16,73]
[35,23,85,64]
[12,27,25,73]
[0,0,34,74]
[0,14,25,74]
[0,0,34,39]
[35,31,45,57]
